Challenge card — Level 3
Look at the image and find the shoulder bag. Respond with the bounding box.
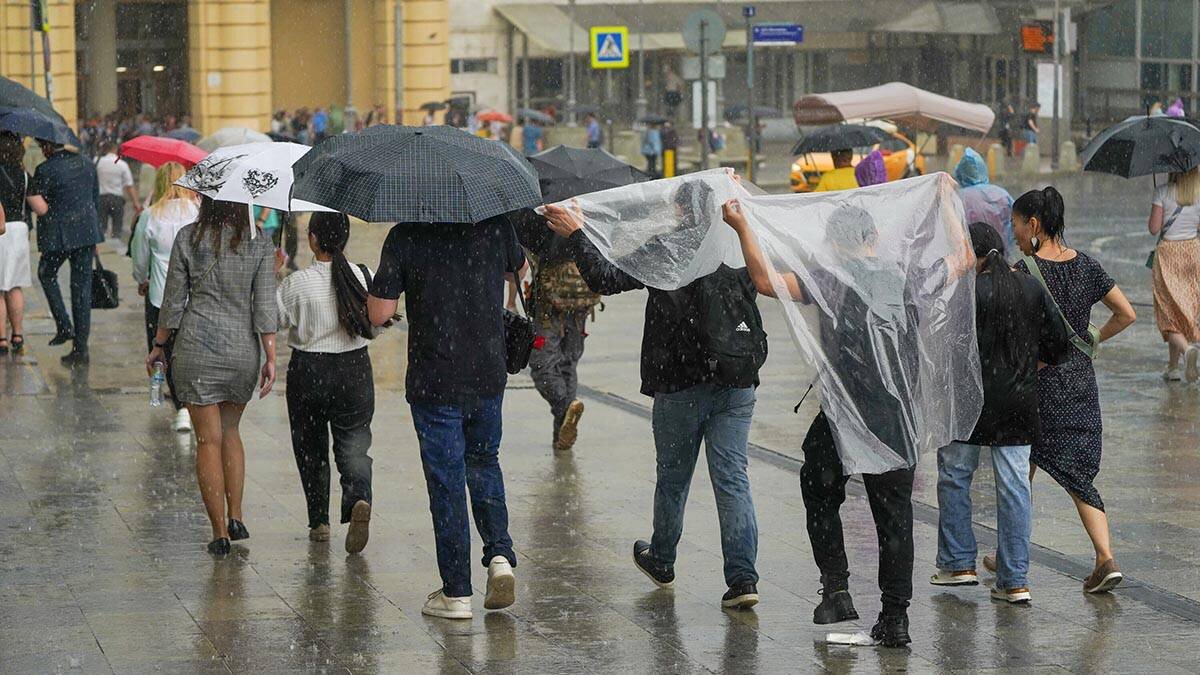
[1022,255,1100,359]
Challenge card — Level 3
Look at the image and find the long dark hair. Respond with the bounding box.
[0,132,23,166]
[309,212,375,340]
[969,221,1024,366]
[1012,186,1066,241]
[191,196,249,255]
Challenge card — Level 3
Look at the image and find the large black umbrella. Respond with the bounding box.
[1081,116,1200,177]
[518,108,554,125]
[165,127,202,143]
[292,125,541,223]
[793,124,891,154]
[0,76,66,127]
[725,104,783,120]
[639,113,670,125]
[0,106,80,146]
[420,101,448,112]
[528,145,651,203]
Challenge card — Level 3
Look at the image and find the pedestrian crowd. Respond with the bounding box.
[0,110,1169,652]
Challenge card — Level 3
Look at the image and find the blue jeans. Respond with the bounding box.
[936,442,1032,590]
[650,383,758,587]
[411,394,515,597]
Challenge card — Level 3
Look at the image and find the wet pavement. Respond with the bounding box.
[3,170,1200,673]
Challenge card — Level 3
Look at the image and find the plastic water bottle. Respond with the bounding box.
[150,362,165,407]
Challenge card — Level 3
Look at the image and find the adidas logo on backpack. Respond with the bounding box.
[735,321,751,333]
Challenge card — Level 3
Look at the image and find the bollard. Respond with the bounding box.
[1059,141,1079,171]
[663,149,677,178]
[947,143,965,175]
[987,143,1005,178]
[1020,143,1041,174]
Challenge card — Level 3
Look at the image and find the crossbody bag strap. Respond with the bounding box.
[1159,204,1186,244]
[1022,255,1095,359]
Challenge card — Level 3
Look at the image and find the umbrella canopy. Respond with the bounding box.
[792,124,891,154]
[0,76,68,130]
[176,142,329,212]
[165,127,201,143]
[476,110,513,124]
[725,104,783,120]
[0,106,80,146]
[1081,117,1200,178]
[528,145,650,203]
[638,113,670,125]
[420,101,448,111]
[292,125,541,223]
[196,127,272,152]
[120,135,207,168]
[793,82,996,133]
[518,108,554,125]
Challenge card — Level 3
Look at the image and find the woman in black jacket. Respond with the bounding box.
[929,222,1071,603]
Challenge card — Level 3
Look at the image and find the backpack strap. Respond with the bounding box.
[1022,255,1096,359]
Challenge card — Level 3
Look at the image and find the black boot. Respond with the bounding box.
[207,538,231,556]
[870,611,911,648]
[228,519,249,541]
[813,577,858,625]
[49,329,74,346]
[60,350,90,367]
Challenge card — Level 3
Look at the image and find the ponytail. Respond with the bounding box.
[1012,186,1066,241]
[308,212,376,340]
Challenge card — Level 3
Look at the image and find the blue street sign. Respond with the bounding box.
[743,5,756,18]
[752,23,804,45]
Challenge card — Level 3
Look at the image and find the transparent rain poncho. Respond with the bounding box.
[549,169,982,474]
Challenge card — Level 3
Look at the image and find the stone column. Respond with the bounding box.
[188,0,272,133]
[83,0,118,116]
[400,0,450,124]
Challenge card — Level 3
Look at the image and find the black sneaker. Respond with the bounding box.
[228,519,249,541]
[813,586,858,625]
[721,583,759,609]
[49,330,74,346]
[632,540,675,588]
[207,537,231,556]
[60,350,90,367]
[870,612,911,648]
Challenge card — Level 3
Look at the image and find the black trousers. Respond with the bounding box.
[37,246,93,350]
[144,303,183,410]
[286,348,374,528]
[98,194,125,237]
[800,411,915,614]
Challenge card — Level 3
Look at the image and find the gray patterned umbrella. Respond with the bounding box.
[292,125,542,224]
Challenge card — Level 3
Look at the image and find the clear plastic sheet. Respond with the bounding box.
[550,170,981,474]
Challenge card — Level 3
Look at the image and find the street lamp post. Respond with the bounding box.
[1051,0,1061,170]
[567,0,577,126]
[636,1,647,122]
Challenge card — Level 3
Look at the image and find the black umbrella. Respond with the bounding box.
[420,101,448,111]
[639,113,670,125]
[0,106,80,146]
[528,145,651,203]
[0,76,66,128]
[725,104,783,120]
[1081,116,1200,178]
[792,124,891,154]
[292,125,541,224]
[518,108,555,125]
[165,127,202,143]
[265,131,295,142]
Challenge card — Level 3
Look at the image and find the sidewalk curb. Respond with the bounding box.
[577,383,1200,624]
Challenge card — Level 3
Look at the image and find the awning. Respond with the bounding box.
[793,82,996,132]
[494,0,1002,54]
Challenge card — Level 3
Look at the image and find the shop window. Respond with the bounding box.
[1086,0,1136,57]
[451,59,498,75]
[1141,0,1193,60]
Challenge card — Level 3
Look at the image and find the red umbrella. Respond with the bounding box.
[476,110,513,124]
[119,135,207,168]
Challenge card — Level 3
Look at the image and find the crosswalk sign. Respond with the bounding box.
[590,26,629,69]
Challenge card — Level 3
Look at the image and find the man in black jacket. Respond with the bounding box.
[543,182,764,610]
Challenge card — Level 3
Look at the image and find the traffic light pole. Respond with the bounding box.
[1051,0,1060,170]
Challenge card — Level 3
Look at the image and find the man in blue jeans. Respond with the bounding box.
[367,216,525,620]
[930,222,1070,604]
[543,181,765,609]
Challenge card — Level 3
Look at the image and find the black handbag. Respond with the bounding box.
[91,256,119,309]
[503,285,542,374]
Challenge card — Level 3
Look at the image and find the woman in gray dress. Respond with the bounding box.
[147,197,279,555]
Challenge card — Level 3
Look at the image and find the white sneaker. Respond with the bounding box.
[484,556,516,610]
[1163,366,1183,382]
[174,408,192,432]
[1186,347,1200,383]
[990,585,1032,604]
[422,589,472,619]
[930,569,979,586]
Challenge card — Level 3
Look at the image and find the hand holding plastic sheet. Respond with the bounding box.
[547,170,982,474]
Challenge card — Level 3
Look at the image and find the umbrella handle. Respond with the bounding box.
[248,202,256,239]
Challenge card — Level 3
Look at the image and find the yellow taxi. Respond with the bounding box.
[791,122,926,192]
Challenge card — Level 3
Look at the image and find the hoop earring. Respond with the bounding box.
[1031,236,1040,252]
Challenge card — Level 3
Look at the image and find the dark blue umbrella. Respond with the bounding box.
[0,106,80,146]
[166,127,202,143]
[292,125,541,224]
[1081,116,1200,177]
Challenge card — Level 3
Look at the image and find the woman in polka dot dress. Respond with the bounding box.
[1011,187,1137,594]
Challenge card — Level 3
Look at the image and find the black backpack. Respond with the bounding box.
[674,265,768,388]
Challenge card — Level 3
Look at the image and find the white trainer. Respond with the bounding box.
[990,585,1032,604]
[1186,346,1200,383]
[930,569,979,586]
[1164,366,1183,382]
[422,590,472,619]
[484,556,516,610]
[174,408,192,432]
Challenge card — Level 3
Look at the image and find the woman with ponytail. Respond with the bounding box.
[276,212,378,553]
[1011,186,1137,594]
[932,222,1071,604]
